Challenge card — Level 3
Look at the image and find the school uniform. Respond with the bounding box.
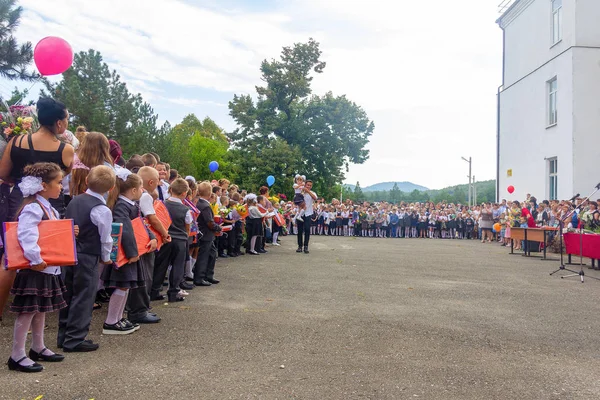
[11,197,67,314]
[153,198,193,300]
[58,190,112,350]
[126,192,158,322]
[194,198,220,285]
[102,197,146,289]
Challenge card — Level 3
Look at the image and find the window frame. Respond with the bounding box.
[547,77,558,127]
[548,158,558,201]
[551,0,562,45]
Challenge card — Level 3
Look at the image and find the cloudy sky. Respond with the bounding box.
[3,0,503,190]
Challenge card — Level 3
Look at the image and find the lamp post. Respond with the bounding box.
[461,157,472,207]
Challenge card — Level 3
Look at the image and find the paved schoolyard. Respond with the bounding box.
[2,235,600,399]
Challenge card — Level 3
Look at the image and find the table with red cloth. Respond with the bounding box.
[563,232,600,267]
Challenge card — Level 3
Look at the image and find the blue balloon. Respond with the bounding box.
[266,175,275,187]
[209,161,219,173]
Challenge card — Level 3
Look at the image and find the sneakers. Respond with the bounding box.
[103,320,136,335]
[272,242,281,246]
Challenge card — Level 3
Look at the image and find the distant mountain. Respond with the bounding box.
[344,181,429,193]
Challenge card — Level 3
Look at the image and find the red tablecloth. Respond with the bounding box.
[563,233,600,259]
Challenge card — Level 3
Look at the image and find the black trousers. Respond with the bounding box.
[127,252,154,320]
[297,218,311,248]
[58,253,99,350]
[194,240,217,283]
[152,240,187,298]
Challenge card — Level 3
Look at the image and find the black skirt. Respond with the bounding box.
[102,260,146,289]
[293,193,305,205]
[10,269,67,313]
[246,217,263,237]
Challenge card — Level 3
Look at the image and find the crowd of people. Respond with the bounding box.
[283,195,600,246]
[1,98,599,374]
[0,98,315,373]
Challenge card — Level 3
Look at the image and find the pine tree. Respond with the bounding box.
[0,0,37,81]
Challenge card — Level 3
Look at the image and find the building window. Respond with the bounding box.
[548,158,558,200]
[547,77,557,126]
[552,0,562,44]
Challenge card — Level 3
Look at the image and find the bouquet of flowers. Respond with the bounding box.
[235,204,249,219]
[1,105,38,140]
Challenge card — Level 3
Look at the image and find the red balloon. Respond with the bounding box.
[34,37,73,76]
[507,185,515,194]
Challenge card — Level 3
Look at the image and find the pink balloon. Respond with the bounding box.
[34,37,74,76]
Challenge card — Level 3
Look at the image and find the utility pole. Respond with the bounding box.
[461,157,472,207]
[473,175,477,205]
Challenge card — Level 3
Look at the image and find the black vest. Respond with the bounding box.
[165,200,189,242]
[65,193,106,255]
[113,198,139,259]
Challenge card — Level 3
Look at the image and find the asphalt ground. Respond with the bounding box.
[2,235,600,399]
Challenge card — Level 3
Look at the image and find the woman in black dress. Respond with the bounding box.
[0,98,74,321]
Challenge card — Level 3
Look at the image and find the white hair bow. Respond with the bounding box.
[18,176,44,197]
[185,175,196,183]
[115,165,132,181]
[244,193,257,202]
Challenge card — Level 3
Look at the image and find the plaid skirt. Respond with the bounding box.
[10,269,67,313]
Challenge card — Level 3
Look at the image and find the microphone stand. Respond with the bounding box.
[551,183,600,283]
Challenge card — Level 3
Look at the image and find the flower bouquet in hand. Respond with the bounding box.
[235,204,249,219]
[1,104,39,141]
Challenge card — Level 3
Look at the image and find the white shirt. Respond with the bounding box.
[167,197,194,224]
[157,181,169,201]
[86,189,114,263]
[17,195,61,275]
[139,191,156,217]
[304,190,316,216]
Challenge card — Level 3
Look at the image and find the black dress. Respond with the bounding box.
[101,198,146,289]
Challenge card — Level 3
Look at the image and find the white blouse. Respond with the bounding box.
[17,195,61,275]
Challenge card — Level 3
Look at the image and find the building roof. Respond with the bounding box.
[496,0,533,28]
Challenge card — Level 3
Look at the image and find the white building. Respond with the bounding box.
[496,0,600,202]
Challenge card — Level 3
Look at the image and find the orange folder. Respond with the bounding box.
[146,200,172,250]
[116,217,151,267]
[273,213,285,227]
[3,220,77,270]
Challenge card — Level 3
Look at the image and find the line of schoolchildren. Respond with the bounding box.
[5,154,276,373]
[286,203,490,240]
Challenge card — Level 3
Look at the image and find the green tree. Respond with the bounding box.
[228,38,374,196]
[390,183,401,203]
[0,0,37,81]
[353,181,364,201]
[42,49,160,155]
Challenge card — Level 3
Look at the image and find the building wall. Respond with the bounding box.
[502,0,575,87]
[498,51,573,202]
[575,0,600,46]
[572,47,600,197]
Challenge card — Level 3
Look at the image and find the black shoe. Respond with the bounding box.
[304,247,309,254]
[258,249,267,254]
[180,282,194,290]
[237,251,245,256]
[206,278,220,284]
[63,341,99,352]
[102,320,135,335]
[29,348,65,362]
[129,314,161,324]
[7,357,43,373]
[184,276,194,282]
[296,247,303,253]
[120,318,140,331]
[248,250,259,255]
[229,253,238,258]
[167,296,185,302]
[150,294,165,301]
[218,253,229,258]
[96,290,110,303]
[162,281,168,287]
[194,280,212,287]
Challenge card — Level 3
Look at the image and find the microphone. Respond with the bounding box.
[569,194,580,202]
